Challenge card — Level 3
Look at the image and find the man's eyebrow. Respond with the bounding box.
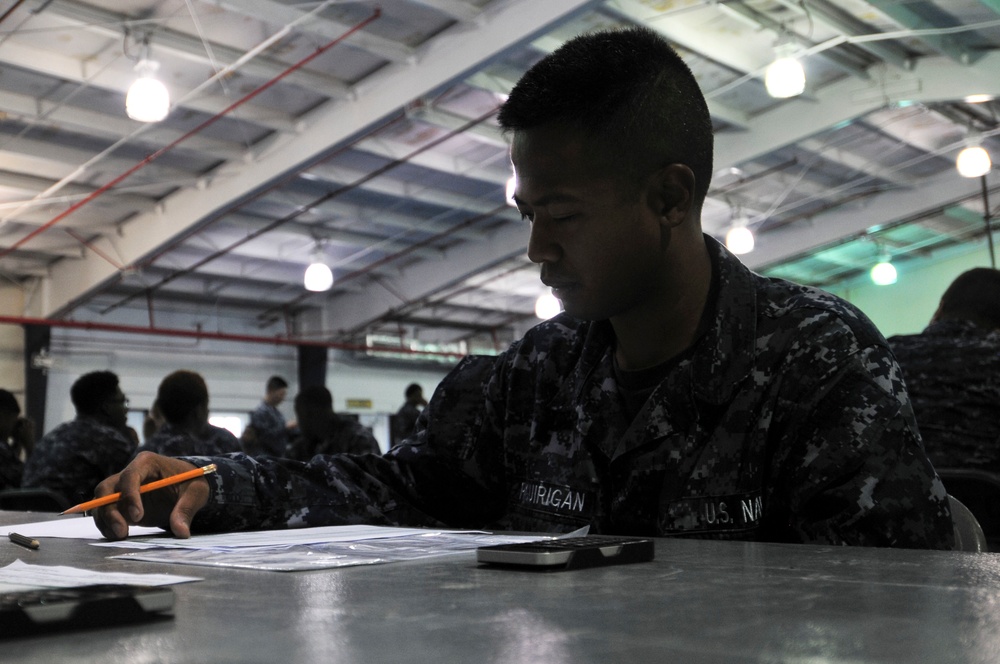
[512,193,582,207]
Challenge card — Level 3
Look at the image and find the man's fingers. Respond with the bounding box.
[93,505,130,541]
[168,478,210,539]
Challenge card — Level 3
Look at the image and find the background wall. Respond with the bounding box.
[826,242,996,338]
[35,321,450,453]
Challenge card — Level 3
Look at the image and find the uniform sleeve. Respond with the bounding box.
[765,341,954,549]
[183,355,507,533]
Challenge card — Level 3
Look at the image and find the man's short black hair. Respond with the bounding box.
[295,385,333,412]
[70,371,120,416]
[404,383,422,399]
[266,375,288,392]
[497,26,714,203]
[938,267,1000,328]
[0,389,20,415]
[156,370,209,424]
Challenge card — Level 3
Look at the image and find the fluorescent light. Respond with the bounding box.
[126,59,170,123]
[964,94,994,104]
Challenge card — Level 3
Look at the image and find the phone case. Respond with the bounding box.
[0,584,175,636]
[477,535,655,570]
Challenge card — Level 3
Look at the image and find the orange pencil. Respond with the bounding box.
[61,464,217,515]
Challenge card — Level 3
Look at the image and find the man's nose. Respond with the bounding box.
[526,218,561,265]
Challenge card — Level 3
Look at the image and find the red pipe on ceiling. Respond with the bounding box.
[0,6,383,262]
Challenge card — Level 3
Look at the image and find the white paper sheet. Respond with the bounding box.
[1,517,163,540]
[110,532,552,572]
[0,559,201,593]
[91,524,487,550]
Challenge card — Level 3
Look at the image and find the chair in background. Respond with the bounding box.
[0,487,70,513]
[948,495,988,553]
[937,468,1000,551]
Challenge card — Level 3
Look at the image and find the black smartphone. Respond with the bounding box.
[477,535,655,570]
[0,584,175,636]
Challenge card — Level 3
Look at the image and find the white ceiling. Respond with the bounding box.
[0,0,998,361]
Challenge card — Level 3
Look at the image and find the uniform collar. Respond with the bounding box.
[571,235,758,406]
[688,235,758,405]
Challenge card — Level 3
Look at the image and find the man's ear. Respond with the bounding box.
[647,164,695,228]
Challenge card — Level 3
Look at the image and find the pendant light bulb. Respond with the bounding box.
[534,290,561,320]
[304,246,333,292]
[870,255,897,286]
[506,174,518,208]
[765,42,805,99]
[956,136,992,178]
[126,59,170,123]
[725,221,755,255]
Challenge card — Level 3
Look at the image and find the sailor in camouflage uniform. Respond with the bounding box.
[22,371,136,506]
[94,27,953,549]
[141,370,241,457]
[889,268,1000,473]
[241,376,291,457]
[286,386,380,459]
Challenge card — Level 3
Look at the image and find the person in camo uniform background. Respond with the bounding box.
[141,370,241,457]
[23,371,135,506]
[889,268,1000,473]
[241,375,291,457]
[94,27,953,549]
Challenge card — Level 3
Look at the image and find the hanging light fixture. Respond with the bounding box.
[956,132,992,179]
[765,40,805,99]
[304,245,334,292]
[725,211,755,255]
[125,36,170,123]
[870,252,897,286]
[534,289,561,320]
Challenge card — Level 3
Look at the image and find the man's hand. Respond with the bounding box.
[93,452,210,541]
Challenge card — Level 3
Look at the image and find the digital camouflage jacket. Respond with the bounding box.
[186,237,954,548]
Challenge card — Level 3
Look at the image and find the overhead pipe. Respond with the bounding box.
[0,6,383,262]
[102,106,504,316]
[0,315,468,361]
[256,199,510,323]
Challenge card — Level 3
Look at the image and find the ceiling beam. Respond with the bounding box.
[31,0,602,319]
[714,52,1000,170]
[863,0,980,64]
[744,170,988,269]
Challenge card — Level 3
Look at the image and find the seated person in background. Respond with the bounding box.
[241,375,291,457]
[286,386,380,460]
[23,371,135,505]
[889,267,1000,472]
[392,383,427,447]
[0,389,34,491]
[95,27,952,549]
[142,399,165,443]
[142,370,241,457]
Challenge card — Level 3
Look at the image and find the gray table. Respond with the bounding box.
[3,510,1000,663]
